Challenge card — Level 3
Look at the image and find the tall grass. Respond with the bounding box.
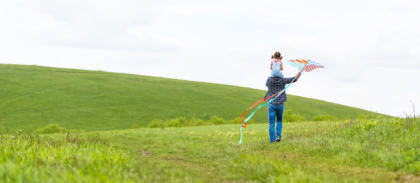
[270,117,420,175]
[0,133,139,183]
[0,118,417,182]
[109,118,419,182]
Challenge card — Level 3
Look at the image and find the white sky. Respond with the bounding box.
[1,0,419,117]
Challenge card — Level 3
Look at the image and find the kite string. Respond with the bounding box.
[239,64,306,144]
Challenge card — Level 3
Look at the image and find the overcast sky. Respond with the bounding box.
[1,0,419,117]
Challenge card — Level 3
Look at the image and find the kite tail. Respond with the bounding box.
[239,126,243,144]
[238,65,306,144]
[239,82,295,126]
[239,87,291,125]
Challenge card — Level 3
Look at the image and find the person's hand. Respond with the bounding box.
[295,72,302,80]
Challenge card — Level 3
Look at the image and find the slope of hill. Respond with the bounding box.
[0,64,382,131]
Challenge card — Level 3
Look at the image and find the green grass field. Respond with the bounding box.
[1,64,417,182]
[0,64,381,132]
[1,118,418,182]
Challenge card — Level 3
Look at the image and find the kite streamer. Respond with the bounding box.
[238,59,324,144]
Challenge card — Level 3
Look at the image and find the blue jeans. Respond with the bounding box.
[268,103,284,143]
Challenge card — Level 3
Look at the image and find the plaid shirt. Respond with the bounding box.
[264,76,296,105]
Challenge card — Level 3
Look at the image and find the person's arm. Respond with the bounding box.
[283,72,302,83]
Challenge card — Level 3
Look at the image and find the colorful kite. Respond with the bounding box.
[238,59,324,144]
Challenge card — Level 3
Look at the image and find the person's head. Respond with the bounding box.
[271,51,283,60]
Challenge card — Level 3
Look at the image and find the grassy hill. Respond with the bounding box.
[0,64,417,183]
[0,64,381,131]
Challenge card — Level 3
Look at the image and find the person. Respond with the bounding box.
[271,51,284,77]
[265,51,302,143]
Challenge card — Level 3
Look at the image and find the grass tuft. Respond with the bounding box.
[34,124,66,134]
